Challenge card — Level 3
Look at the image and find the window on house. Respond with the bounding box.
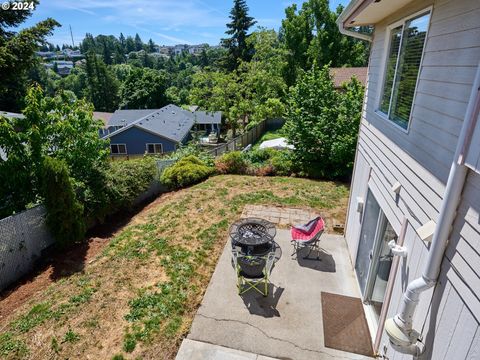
[146,143,163,154]
[379,11,430,130]
[110,144,127,154]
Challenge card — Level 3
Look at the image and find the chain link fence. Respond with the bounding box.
[0,205,54,291]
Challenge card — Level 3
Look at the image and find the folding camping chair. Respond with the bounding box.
[232,250,275,296]
[290,216,325,259]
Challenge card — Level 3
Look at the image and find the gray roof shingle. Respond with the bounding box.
[193,111,221,124]
[108,109,158,127]
[105,105,194,143]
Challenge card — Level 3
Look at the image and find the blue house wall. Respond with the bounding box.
[109,126,179,155]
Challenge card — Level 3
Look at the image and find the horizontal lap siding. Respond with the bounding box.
[109,127,178,154]
[348,0,480,358]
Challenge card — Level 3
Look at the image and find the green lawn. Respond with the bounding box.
[0,175,349,360]
[252,129,285,149]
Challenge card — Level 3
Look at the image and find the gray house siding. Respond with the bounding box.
[109,126,179,155]
[345,0,480,358]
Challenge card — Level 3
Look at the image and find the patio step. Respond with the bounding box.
[176,339,278,360]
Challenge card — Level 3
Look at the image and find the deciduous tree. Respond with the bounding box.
[0,0,59,111]
[284,64,364,179]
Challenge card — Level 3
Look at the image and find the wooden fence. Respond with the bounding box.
[206,120,267,157]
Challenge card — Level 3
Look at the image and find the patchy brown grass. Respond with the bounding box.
[0,175,349,360]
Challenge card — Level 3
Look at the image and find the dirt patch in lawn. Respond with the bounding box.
[0,175,349,360]
[0,195,169,322]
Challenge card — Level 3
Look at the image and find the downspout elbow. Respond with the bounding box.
[336,17,373,42]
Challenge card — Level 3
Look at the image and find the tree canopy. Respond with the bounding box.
[284,65,364,179]
[0,0,59,110]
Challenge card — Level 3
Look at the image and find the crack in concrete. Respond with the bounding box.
[195,313,365,360]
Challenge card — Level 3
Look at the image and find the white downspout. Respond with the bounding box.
[385,62,480,355]
[336,3,373,43]
[338,22,373,42]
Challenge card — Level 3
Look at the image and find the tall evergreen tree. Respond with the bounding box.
[85,51,119,111]
[119,32,126,53]
[125,36,135,53]
[221,0,256,70]
[147,38,155,53]
[134,33,143,51]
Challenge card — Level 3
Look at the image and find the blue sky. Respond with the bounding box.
[19,0,349,46]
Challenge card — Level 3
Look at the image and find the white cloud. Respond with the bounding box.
[47,0,227,28]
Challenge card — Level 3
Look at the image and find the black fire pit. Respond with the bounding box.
[229,217,276,255]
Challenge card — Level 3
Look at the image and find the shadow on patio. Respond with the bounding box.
[179,206,374,360]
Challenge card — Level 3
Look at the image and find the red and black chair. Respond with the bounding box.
[290,216,325,259]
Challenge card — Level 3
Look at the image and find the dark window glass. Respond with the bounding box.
[380,12,430,129]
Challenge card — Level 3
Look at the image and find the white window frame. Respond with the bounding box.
[146,143,163,154]
[375,7,432,133]
[110,143,127,155]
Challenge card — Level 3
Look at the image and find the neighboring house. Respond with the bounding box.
[45,60,74,75]
[338,0,480,359]
[93,112,113,138]
[188,44,208,55]
[35,51,57,59]
[191,110,222,135]
[103,105,196,156]
[174,44,189,56]
[329,67,368,89]
[103,105,222,156]
[62,49,83,59]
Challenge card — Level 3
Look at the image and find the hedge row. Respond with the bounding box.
[42,156,158,247]
[160,148,296,190]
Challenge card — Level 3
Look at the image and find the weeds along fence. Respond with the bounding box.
[0,160,173,292]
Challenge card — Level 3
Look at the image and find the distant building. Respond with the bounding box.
[45,60,74,76]
[155,45,172,56]
[35,51,57,59]
[188,44,208,55]
[62,48,83,59]
[173,44,189,56]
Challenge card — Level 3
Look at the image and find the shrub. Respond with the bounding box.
[254,164,275,176]
[167,143,215,167]
[215,151,248,175]
[103,157,158,214]
[269,151,295,176]
[160,155,215,189]
[41,157,86,247]
[243,148,276,164]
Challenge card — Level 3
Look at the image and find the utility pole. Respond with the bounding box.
[69,25,75,47]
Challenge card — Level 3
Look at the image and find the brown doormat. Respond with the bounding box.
[321,292,374,357]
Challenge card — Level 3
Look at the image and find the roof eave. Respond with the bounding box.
[337,0,373,42]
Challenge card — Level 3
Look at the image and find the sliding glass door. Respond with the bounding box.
[355,190,381,295]
[355,190,397,321]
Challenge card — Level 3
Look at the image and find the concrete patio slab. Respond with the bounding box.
[176,339,278,360]
[187,223,373,360]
